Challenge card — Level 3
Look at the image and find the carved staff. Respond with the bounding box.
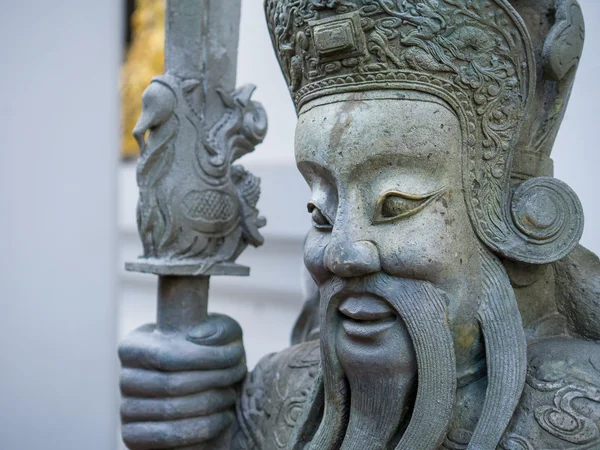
[125,0,268,340]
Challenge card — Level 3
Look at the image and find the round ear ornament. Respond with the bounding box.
[498,176,584,264]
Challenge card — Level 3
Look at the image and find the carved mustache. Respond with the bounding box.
[318,272,451,310]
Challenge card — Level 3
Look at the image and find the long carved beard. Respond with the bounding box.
[310,276,457,450]
[288,248,527,450]
[337,344,416,450]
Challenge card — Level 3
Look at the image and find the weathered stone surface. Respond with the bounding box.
[119,1,600,449]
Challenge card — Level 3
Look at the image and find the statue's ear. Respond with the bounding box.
[498,176,584,264]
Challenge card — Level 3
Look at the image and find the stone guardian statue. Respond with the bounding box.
[119,0,600,449]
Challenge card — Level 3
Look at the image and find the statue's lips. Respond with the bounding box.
[338,295,394,321]
[338,295,396,338]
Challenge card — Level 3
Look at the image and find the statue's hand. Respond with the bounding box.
[119,314,246,449]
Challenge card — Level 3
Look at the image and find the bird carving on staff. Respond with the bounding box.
[132,75,268,271]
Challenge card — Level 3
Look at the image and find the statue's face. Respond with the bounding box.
[296,92,483,368]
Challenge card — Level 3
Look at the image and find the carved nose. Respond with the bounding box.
[324,240,381,278]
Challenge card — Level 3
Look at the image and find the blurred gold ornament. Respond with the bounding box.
[121,0,165,158]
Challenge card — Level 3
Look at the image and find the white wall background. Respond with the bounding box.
[553,0,600,253]
[0,1,121,449]
[0,1,598,449]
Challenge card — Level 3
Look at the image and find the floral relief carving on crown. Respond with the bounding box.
[267,0,584,265]
[265,0,530,113]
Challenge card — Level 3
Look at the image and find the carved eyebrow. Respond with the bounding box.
[377,185,446,199]
[376,187,446,202]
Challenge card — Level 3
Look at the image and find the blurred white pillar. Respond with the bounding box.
[0,1,120,449]
[554,0,600,254]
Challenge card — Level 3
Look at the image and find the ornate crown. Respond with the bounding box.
[265,0,584,264]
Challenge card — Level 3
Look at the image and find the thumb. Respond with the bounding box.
[187,314,243,346]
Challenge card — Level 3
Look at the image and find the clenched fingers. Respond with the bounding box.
[120,362,247,398]
[121,388,237,423]
[121,411,234,450]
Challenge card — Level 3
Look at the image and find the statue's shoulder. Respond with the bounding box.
[554,245,600,341]
[506,337,600,449]
[449,337,600,449]
[232,340,320,450]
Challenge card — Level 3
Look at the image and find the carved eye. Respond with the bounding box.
[374,190,443,224]
[308,202,332,231]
